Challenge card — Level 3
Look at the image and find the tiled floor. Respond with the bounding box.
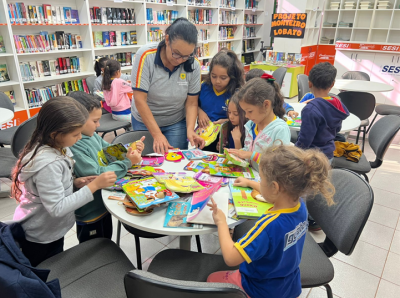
[1,128,400,298]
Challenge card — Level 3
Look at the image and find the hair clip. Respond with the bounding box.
[261,73,276,84]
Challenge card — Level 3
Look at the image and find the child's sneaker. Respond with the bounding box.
[308,219,321,231]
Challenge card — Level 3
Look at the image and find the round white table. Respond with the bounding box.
[332,79,394,93]
[289,103,361,133]
[0,108,14,125]
[102,155,245,250]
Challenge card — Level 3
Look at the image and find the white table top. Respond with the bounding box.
[0,108,14,126]
[333,79,394,93]
[289,103,361,133]
[102,155,244,236]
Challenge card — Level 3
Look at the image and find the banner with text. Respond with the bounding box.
[270,13,307,39]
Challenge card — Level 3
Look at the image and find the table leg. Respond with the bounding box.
[179,236,192,250]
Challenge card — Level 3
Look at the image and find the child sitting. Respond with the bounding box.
[207,145,335,298]
[295,62,349,162]
[222,95,246,149]
[68,91,144,243]
[198,50,244,152]
[102,59,133,122]
[12,97,117,266]
[227,75,291,170]
[245,69,299,119]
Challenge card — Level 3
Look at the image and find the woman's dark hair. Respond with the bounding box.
[11,97,89,202]
[159,17,198,72]
[245,68,265,82]
[204,50,244,95]
[94,57,109,77]
[102,59,121,91]
[237,77,286,119]
[68,91,102,112]
[227,94,246,147]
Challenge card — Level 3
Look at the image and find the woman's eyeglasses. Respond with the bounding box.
[169,44,194,61]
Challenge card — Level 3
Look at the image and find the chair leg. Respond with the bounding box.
[114,130,117,137]
[116,220,122,247]
[361,126,366,152]
[366,113,378,134]
[101,132,106,138]
[134,235,142,270]
[324,284,334,298]
[195,235,202,253]
[355,127,361,144]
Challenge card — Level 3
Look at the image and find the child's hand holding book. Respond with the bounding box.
[88,172,117,193]
[227,149,252,160]
[126,148,142,165]
[207,197,226,226]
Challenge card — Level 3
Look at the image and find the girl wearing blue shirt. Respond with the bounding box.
[207,145,335,298]
[198,50,244,152]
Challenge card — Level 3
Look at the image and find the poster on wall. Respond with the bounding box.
[270,13,307,39]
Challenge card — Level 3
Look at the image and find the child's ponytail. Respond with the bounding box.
[102,59,120,91]
[259,145,335,206]
[270,80,285,119]
[94,57,109,77]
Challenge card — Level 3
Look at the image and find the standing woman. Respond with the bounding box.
[130,18,204,153]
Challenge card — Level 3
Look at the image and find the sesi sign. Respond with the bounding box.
[1,119,17,130]
[382,65,400,75]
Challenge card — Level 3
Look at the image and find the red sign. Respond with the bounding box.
[1,110,29,130]
[336,42,400,53]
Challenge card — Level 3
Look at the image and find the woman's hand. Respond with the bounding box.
[213,119,228,125]
[187,130,205,149]
[153,133,173,155]
[227,149,252,160]
[231,127,242,141]
[74,176,97,189]
[198,108,210,128]
[207,197,227,226]
[288,111,299,118]
[135,136,146,154]
[233,177,251,188]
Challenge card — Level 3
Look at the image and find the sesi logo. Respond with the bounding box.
[1,119,17,130]
[382,65,400,74]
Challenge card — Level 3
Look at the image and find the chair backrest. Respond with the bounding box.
[297,74,310,101]
[307,169,373,256]
[338,91,376,120]
[125,270,247,298]
[272,67,287,88]
[368,115,400,168]
[11,115,37,158]
[86,76,96,94]
[112,130,154,155]
[0,91,15,112]
[342,71,370,81]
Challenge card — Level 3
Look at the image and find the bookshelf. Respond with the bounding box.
[0,0,266,125]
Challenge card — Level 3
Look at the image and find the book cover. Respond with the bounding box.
[184,160,210,172]
[194,121,221,146]
[63,7,72,24]
[98,143,128,166]
[51,6,56,24]
[0,36,6,53]
[224,148,249,167]
[94,31,103,47]
[294,53,302,64]
[187,182,220,222]
[75,35,82,48]
[208,162,255,179]
[188,193,229,225]
[71,9,79,24]
[130,31,137,45]
[285,116,301,127]
[164,151,185,162]
[153,172,204,193]
[102,31,110,47]
[229,181,273,219]
[116,31,122,46]
[181,149,208,160]
[107,7,113,24]
[4,91,15,104]
[121,32,127,45]
[101,7,107,24]
[135,156,165,167]
[122,177,180,209]
[164,201,203,229]
[36,61,44,77]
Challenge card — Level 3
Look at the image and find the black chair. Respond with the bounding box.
[272,67,287,88]
[297,74,310,102]
[148,169,373,298]
[86,76,96,94]
[96,114,131,138]
[0,115,37,179]
[125,269,247,298]
[338,91,376,151]
[111,131,202,269]
[342,71,370,81]
[0,91,18,146]
[367,104,400,134]
[332,115,400,182]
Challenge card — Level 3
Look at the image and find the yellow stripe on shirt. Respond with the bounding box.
[238,214,275,246]
[136,49,157,88]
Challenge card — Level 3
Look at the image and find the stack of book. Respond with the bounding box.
[219,26,236,40]
[90,7,136,24]
[25,78,90,108]
[0,64,10,83]
[146,9,178,24]
[245,0,258,9]
[219,0,236,8]
[147,28,163,42]
[188,0,212,6]
[188,9,213,24]
[146,0,178,3]
[7,4,80,25]
[219,11,238,24]
[95,52,136,67]
[19,56,83,82]
[244,14,257,24]
[243,26,255,38]
[14,31,82,54]
[198,29,211,42]
[218,41,233,51]
[92,31,137,48]
[242,39,255,52]
[196,43,210,57]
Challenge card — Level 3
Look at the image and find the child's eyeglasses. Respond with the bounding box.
[169,44,194,61]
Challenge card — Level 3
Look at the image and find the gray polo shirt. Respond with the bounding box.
[131,42,201,127]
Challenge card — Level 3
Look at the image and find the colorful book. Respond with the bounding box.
[184,160,210,172]
[187,182,220,223]
[164,151,185,162]
[194,171,223,184]
[188,192,229,225]
[133,156,165,167]
[98,143,127,166]
[153,172,204,193]
[164,201,203,229]
[229,181,273,219]
[122,177,180,209]
[208,162,255,179]
[286,116,302,127]
[0,36,5,53]
[195,121,221,146]
[181,149,208,160]
[224,148,249,167]
[0,64,10,82]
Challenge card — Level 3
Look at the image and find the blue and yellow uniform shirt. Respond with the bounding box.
[234,200,308,298]
[198,82,231,122]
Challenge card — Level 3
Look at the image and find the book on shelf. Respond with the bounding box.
[91,7,135,24]
[244,14,257,24]
[0,36,5,53]
[146,8,178,25]
[130,31,137,45]
[219,0,236,8]
[147,28,163,43]
[0,64,10,83]
[7,4,80,25]
[4,91,16,105]
[188,9,213,25]
[164,200,203,229]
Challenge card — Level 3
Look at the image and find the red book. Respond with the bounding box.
[42,4,50,23]
[92,6,99,23]
[58,57,64,74]
[62,58,67,73]
[82,78,89,93]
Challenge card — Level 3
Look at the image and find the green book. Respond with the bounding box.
[208,162,255,179]
[0,35,6,53]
